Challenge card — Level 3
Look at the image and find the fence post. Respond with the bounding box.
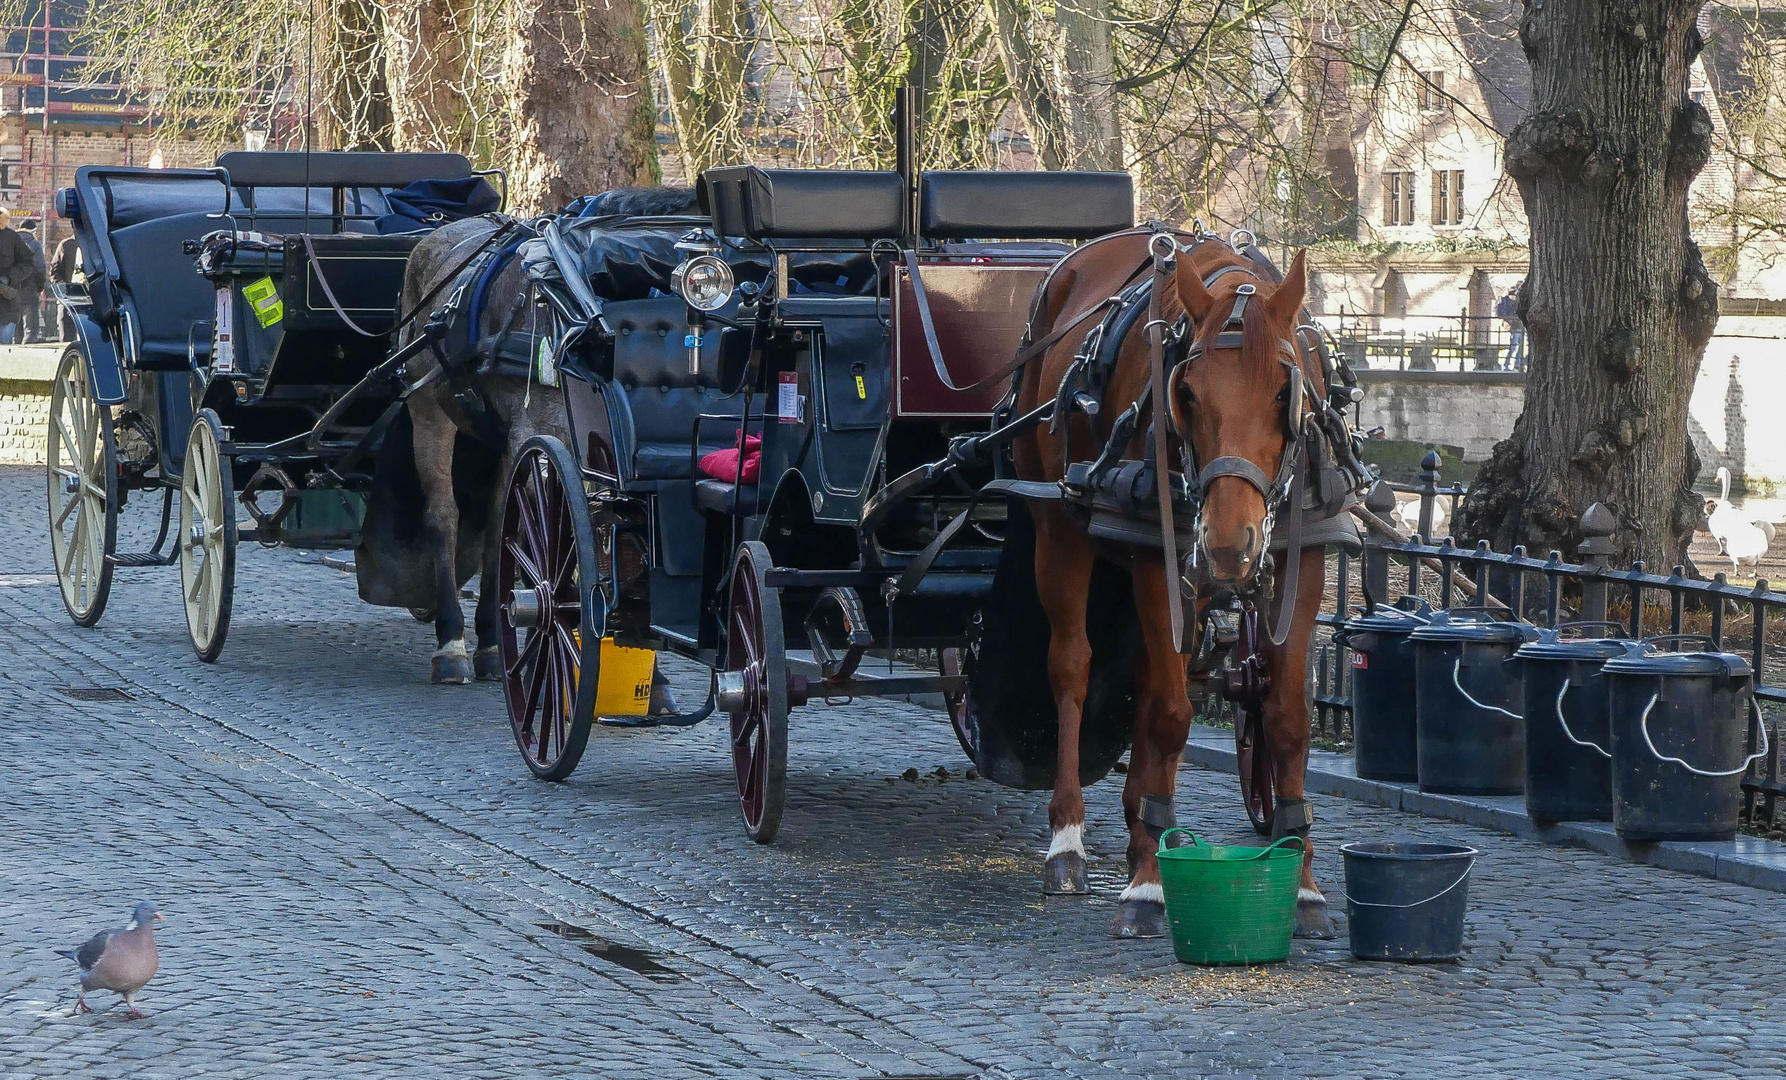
[1364,479,1396,606]
[1578,502,1617,628]
[1417,450,1441,543]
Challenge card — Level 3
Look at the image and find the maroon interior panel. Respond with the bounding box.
[893,262,1050,418]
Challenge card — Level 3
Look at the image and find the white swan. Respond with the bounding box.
[1707,466,1772,575]
[1393,495,1448,536]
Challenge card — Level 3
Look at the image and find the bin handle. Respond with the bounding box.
[1154,829,1305,859]
[1452,658,1523,719]
[1344,858,1476,909]
[1553,621,1628,639]
[1554,681,1611,758]
[1640,634,1716,652]
[1156,827,1199,854]
[1638,694,1769,777]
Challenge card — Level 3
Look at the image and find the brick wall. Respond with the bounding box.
[0,375,47,465]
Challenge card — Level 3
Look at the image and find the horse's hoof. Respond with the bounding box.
[1042,852,1089,895]
[1110,899,1169,939]
[432,653,473,685]
[473,646,503,681]
[1294,893,1335,939]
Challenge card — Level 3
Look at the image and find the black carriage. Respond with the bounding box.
[497,160,1156,840]
[48,150,490,659]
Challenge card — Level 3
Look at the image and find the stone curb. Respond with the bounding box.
[1182,725,1786,896]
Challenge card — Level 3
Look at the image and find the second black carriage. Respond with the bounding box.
[497,160,1153,840]
[50,150,494,660]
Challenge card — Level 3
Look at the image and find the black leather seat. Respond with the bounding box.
[919,171,1134,240]
[693,479,761,515]
[702,166,903,240]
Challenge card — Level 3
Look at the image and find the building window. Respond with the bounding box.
[1432,169,1464,226]
[0,147,20,192]
[1418,71,1447,112]
[1691,88,1707,107]
[1383,170,1415,226]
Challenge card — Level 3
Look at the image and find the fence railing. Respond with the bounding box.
[1315,452,1784,831]
[1321,313,1523,373]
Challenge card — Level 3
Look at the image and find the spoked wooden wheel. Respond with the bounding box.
[724,541,788,843]
[179,409,236,663]
[497,435,599,781]
[46,347,117,626]
[1229,605,1276,836]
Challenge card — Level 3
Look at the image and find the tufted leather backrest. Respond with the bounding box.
[605,297,747,481]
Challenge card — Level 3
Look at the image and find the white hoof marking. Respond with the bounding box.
[1119,881,1165,904]
[433,639,469,662]
[1046,823,1085,859]
[1298,887,1326,904]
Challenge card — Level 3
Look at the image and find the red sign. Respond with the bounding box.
[1350,651,1369,670]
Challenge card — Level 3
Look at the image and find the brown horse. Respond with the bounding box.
[1013,230,1331,939]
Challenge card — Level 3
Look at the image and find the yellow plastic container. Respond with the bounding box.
[591,637,656,716]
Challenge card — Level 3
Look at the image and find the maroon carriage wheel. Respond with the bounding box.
[1231,605,1277,836]
[724,541,788,843]
[497,435,599,781]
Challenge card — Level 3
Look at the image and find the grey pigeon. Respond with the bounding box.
[56,901,162,1018]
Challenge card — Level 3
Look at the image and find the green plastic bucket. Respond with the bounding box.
[1157,829,1305,965]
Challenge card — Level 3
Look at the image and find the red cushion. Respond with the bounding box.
[698,434,761,484]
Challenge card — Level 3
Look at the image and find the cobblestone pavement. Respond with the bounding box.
[2,465,1784,1078]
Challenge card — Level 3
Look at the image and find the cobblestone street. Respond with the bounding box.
[2,465,1784,1078]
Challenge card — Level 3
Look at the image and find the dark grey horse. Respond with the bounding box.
[390,188,698,685]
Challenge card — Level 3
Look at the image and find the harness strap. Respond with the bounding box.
[1144,229,1193,654]
[1198,455,1274,497]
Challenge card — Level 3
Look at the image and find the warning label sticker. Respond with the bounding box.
[242,277,283,328]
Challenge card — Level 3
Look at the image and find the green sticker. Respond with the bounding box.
[242,277,283,328]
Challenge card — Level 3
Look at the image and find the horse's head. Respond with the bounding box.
[1166,248,1310,585]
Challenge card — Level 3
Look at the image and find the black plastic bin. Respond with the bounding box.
[1512,624,1640,823]
[1601,642,1765,842]
[1411,610,1539,795]
[1334,597,1433,782]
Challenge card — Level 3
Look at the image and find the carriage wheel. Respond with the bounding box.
[497,436,599,781]
[940,646,978,764]
[1231,605,1276,836]
[46,347,116,627]
[178,410,236,663]
[725,541,788,843]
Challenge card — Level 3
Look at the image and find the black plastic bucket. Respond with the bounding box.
[1513,623,1640,823]
[1411,610,1539,795]
[1602,640,1764,841]
[1334,597,1432,782]
[1342,840,1478,962]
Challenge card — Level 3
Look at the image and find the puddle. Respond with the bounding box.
[536,921,679,981]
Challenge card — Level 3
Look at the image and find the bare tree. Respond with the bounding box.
[505,0,658,211]
[988,0,1122,170]
[1456,0,1721,569]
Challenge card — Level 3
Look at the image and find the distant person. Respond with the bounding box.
[0,209,39,345]
[51,231,79,341]
[1496,281,1526,371]
[15,218,46,343]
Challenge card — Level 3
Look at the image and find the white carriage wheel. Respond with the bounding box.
[45,346,116,626]
[179,410,236,663]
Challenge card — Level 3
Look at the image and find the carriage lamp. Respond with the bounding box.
[672,255,734,313]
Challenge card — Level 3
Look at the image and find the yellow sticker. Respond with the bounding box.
[242,277,283,328]
[855,374,867,399]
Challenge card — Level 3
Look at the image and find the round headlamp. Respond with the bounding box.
[672,255,734,313]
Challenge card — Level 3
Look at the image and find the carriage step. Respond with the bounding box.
[108,552,176,567]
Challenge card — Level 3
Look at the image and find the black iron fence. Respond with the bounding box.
[1315,453,1784,832]
[1325,313,1523,373]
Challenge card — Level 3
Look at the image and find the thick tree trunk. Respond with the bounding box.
[987,0,1121,170]
[654,0,750,180]
[505,0,657,214]
[1454,0,1719,570]
[321,0,394,151]
[381,0,472,150]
